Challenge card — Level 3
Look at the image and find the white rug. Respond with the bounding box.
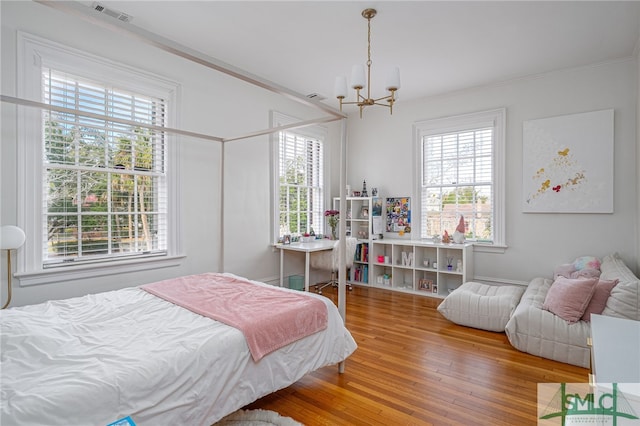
[216,409,303,426]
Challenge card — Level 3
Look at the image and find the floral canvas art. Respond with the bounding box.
[522,109,614,213]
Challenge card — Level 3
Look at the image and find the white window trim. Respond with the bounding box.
[270,111,329,244]
[413,108,506,251]
[16,32,183,285]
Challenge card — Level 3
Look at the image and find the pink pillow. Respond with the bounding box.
[543,276,598,323]
[570,268,601,279]
[580,279,619,322]
[554,263,576,279]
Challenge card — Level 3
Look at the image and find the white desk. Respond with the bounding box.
[276,239,336,292]
[590,314,640,401]
[591,314,640,383]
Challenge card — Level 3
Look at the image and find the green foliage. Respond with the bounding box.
[280,154,310,234]
[51,239,117,255]
[441,187,487,206]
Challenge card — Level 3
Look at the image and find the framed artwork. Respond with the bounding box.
[418,278,432,291]
[371,198,383,216]
[361,206,369,219]
[386,197,411,232]
[522,109,614,213]
[283,234,291,245]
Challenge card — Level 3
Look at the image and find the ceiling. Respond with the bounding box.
[76,1,640,110]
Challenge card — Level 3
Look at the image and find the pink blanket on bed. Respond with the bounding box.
[141,273,328,361]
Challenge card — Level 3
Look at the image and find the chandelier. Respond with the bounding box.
[335,8,400,118]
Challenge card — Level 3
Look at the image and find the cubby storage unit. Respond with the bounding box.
[349,241,369,285]
[333,196,374,240]
[369,240,474,298]
[333,197,377,286]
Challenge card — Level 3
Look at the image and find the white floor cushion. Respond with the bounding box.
[437,281,526,332]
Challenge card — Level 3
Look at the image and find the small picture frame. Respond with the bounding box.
[361,207,369,219]
[432,283,439,294]
[283,234,291,245]
[419,278,432,291]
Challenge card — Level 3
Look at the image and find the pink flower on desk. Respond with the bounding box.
[324,210,339,229]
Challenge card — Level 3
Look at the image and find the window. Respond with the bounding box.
[18,33,180,283]
[272,112,326,241]
[42,69,167,266]
[414,109,505,247]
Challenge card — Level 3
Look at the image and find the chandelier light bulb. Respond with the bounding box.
[334,76,348,98]
[350,65,366,90]
[385,66,401,91]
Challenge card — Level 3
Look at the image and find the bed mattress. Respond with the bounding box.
[0,274,357,425]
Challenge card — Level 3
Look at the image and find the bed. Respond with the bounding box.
[0,273,357,425]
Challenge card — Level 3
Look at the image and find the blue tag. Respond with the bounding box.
[107,416,136,426]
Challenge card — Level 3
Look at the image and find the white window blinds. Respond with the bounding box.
[42,68,168,266]
[421,127,494,242]
[278,131,324,237]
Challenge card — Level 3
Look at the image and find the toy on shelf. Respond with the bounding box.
[453,216,465,244]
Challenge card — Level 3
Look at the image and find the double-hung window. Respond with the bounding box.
[42,70,167,265]
[18,33,180,283]
[272,112,326,241]
[414,109,505,247]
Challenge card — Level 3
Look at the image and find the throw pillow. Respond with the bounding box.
[573,256,601,271]
[543,276,598,323]
[570,268,601,279]
[554,263,576,279]
[581,279,619,322]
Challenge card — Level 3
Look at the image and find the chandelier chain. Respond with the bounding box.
[366,14,372,100]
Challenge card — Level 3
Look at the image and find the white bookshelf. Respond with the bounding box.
[368,240,474,298]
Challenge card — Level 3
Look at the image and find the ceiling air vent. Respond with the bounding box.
[92,2,133,23]
[306,93,326,101]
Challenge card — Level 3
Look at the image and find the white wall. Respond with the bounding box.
[0,1,324,306]
[222,118,343,284]
[345,59,639,283]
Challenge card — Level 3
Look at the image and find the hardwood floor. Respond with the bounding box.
[246,285,589,425]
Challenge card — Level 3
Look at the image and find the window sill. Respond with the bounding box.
[472,243,508,254]
[15,254,186,287]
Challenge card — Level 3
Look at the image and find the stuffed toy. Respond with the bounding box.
[452,216,465,244]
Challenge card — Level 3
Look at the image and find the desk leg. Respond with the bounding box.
[279,249,284,287]
[305,251,310,292]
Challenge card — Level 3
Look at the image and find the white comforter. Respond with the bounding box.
[0,275,357,426]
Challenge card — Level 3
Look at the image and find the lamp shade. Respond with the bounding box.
[385,66,401,91]
[0,226,26,250]
[334,76,348,98]
[350,65,366,89]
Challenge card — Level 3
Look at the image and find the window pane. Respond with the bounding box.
[47,215,76,257]
[79,171,107,213]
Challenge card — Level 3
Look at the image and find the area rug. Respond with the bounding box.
[215,409,303,426]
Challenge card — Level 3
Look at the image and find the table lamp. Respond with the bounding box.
[1,225,26,309]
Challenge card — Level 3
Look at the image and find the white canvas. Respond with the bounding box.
[522,109,614,213]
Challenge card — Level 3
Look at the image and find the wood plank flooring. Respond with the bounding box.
[246,285,589,425]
